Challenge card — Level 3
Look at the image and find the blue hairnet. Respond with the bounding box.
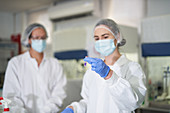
[95,19,126,46]
[21,23,48,47]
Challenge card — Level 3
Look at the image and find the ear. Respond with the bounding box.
[116,33,121,43]
[28,38,32,45]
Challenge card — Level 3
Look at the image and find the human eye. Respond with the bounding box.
[94,36,99,41]
[41,37,47,40]
[94,37,99,41]
[104,36,109,39]
[31,36,38,40]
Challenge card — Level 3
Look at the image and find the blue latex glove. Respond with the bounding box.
[61,108,74,113]
[84,57,110,78]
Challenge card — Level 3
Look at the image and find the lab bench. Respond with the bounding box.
[136,101,170,113]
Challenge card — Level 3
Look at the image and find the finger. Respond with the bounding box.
[83,57,97,64]
[91,63,97,68]
[91,67,96,71]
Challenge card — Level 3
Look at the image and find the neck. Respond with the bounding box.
[104,48,121,65]
[29,48,44,66]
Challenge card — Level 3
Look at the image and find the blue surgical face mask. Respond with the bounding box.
[31,40,46,53]
[95,39,116,56]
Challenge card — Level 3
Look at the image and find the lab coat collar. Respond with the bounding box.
[115,55,129,67]
[109,54,129,68]
[109,55,129,77]
[24,51,47,61]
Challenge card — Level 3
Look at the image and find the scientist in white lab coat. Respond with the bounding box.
[61,19,146,113]
[3,23,67,113]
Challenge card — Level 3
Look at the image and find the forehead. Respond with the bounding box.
[94,27,111,35]
[32,27,46,35]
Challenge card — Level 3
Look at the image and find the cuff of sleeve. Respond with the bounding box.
[105,72,119,86]
[69,102,77,113]
[66,108,74,113]
[43,106,51,113]
[43,103,59,113]
[103,66,110,78]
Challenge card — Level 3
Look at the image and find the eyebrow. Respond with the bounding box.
[101,33,110,36]
[94,33,109,37]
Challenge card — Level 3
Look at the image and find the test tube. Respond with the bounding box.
[84,62,87,66]
[84,56,88,66]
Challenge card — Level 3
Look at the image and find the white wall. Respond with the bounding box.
[142,15,170,43]
[53,16,99,55]
[15,12,27,34]
[147,0,170,17]
[0,12,26,39]
[102,0,146,28]
[0,12,14,39]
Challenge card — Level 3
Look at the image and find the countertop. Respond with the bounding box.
[138,101,170,112]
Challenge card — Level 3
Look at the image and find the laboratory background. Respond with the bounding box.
[0,0,170,113]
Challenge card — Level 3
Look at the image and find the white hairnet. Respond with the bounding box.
[21,23,48,47]
[95,19,126,46]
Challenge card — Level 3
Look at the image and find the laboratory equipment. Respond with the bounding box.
[0,97,11,113]
[54,50,87,79]
[165,67,170,100]
[141,42,170,106]
[157,67,169,101]
[0,40,18,88]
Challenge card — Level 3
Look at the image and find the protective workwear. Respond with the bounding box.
[31,39,46,53]
[95,19,126,47]
[95,39,116,56]
[3,51,67,113]
[21,23,48,47]
[70,55,146,113]
[84,57,110,78]
[61,108,74,113]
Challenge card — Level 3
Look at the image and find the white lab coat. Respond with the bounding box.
[3,51,67,113]
[70,55,146,113]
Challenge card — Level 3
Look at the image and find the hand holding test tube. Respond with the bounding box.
[83,57,110,78]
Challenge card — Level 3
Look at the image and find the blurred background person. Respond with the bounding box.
[2,23,67,113]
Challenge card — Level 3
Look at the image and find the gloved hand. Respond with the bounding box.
[61,108,74,113]
[84,57,110,78]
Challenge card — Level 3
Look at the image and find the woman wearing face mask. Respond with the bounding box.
[61,19,146,113]
[3,23,67,113]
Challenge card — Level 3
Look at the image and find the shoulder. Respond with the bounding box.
[45,57,63,71]
[120,55,144,77]
[128,61,142,71]
[8,52,26,64]
[127,61,145,78]
[46,57,60,65]
[121,55,142,69]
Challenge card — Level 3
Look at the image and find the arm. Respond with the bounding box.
[106,62,146,111]
[3,59,27,113]
[43,62,67,112]
[84,57,146,111]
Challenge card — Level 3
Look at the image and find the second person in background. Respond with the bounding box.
[61,19,146,113]
[3,23,67,113]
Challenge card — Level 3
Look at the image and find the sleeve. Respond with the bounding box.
[106,62,147,111]
[2,59,28,113]
[43,60,67,113]
[69,70,91,113]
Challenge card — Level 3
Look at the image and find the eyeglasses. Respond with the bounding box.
[31,36,47,40]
